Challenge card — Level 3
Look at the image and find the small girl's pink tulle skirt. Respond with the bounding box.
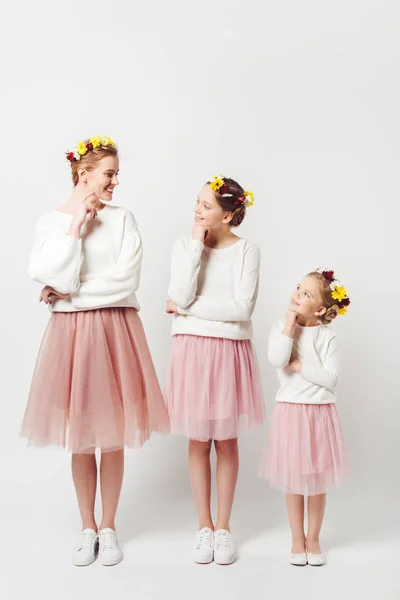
[165,334,265,441]
[258,402,348,495]
[21,308,169,454]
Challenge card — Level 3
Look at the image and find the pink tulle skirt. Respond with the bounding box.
[165,334,265,441]
[258,402,348,495]
[21,308,169,454]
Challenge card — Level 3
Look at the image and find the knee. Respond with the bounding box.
[189,439,212,456]
[214,438,238,457]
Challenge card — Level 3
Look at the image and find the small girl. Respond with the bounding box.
[259,269,349,566]
[165,176,264,565]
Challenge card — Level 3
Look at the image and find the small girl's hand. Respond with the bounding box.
[40,286,70,305]
[283,308,299,337]
[166,299,178,314]
[287,358,302,373]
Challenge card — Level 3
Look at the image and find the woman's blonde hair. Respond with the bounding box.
[70,141,118,186]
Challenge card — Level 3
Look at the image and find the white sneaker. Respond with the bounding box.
[98,528,123,566]
[307,551,326,566]
[193,528,214,564]
[72,529,98,566]
[214,529,236,565]
[290,552,308,566]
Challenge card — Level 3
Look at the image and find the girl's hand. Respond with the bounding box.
[283,308,299,337]
[40,286,70,305]
[286,358,302,373]
[192,223,209,242]
[166,299,178,314]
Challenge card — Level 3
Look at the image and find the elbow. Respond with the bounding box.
[268,352,288,369]
[168,286,195,309]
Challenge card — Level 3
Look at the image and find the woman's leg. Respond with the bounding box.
[99,449,124,531]
[214,438,239,531]
[71,453,98,531]
[286,494,306,553]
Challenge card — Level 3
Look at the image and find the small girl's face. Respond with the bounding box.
[291,276,327,319]
[194,185,232,229]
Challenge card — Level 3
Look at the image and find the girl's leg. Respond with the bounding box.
[286,494,306,553]
[214,438,239,531]
[306,493,326,554]
[99,449,124,531]
[188,440,213,529]
[71,453,98,531]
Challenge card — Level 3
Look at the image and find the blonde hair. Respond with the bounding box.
[308,271,340,325]
[70,142,118,186]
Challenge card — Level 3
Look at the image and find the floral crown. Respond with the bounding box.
[316,268,351,316]
[66,136,115,163]
[208,175,255,209]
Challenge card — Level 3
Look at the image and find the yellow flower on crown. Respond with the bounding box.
[331,285,347,302]
[209,175,224,192]
[100,136,115,146]
[77,141,89,156]
[90,136,101,149]
[338,306,348,316]
[244,190,255,208]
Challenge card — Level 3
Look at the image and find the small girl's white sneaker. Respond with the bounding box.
[194,527,214,564]
[290,552,308,566]
[307,551,326,566]
[214,529,236,565]
[72,529,98,566]
[98,528,123,566]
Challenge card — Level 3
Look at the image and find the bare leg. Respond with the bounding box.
[99,449,124,531]
[188,440,213,530]
[214,438,239,531]
[71,453,98,531]
[286,494,306,553]
[306,493,326,554]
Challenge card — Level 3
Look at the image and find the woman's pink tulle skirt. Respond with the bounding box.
[258,402,348,495]
[165,334,265,441]
[21,308,169,454]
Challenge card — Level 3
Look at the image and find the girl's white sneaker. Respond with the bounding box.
[72,529,98,566]
[98,528,123,566]
[214,529,236,565]
[194,527,214,564]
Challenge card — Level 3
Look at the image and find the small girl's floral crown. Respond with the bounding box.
[65,136,115,163]
[316,268,351,316]
[208,175,255,209]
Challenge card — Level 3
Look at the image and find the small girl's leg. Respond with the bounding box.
[189,439,214,529]
[286,494,306,553]
[214,438,239,531]
[99,449,124,531]
[306,493,326,554]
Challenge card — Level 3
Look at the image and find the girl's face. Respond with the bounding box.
[80,155,120,201]
[194,185,232,230]
[291,276,327,320]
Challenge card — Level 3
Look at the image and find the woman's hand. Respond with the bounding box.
[166,299,178,314]
[69,192,101,238]
[39,286,70,305]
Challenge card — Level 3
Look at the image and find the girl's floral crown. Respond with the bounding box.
[316,268,351,316]
[66,136,115,163]
[209,175,255,209]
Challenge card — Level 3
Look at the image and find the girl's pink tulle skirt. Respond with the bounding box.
[21,308,169,454]
[165,334,265,441]
[258,402,348,495]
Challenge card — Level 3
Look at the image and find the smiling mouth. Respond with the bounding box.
[292,300,300,306]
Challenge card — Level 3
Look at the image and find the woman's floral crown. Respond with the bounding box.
[316,268,351,316]
[208,175,255,209]
[66,136,115,163]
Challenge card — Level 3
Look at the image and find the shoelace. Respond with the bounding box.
[79,531,97,550]
[196,530,213,549]
[215,531,232,549]
[100,530,117,550]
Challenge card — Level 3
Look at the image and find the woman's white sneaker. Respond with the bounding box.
[214,529,236,565]
[72,529,98,566]
[194,527,214,564]
[98,528,123,566]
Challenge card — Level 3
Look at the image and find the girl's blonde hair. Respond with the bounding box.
[307,271,340,325]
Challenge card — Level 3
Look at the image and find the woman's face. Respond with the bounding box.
[83,155,120,201]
